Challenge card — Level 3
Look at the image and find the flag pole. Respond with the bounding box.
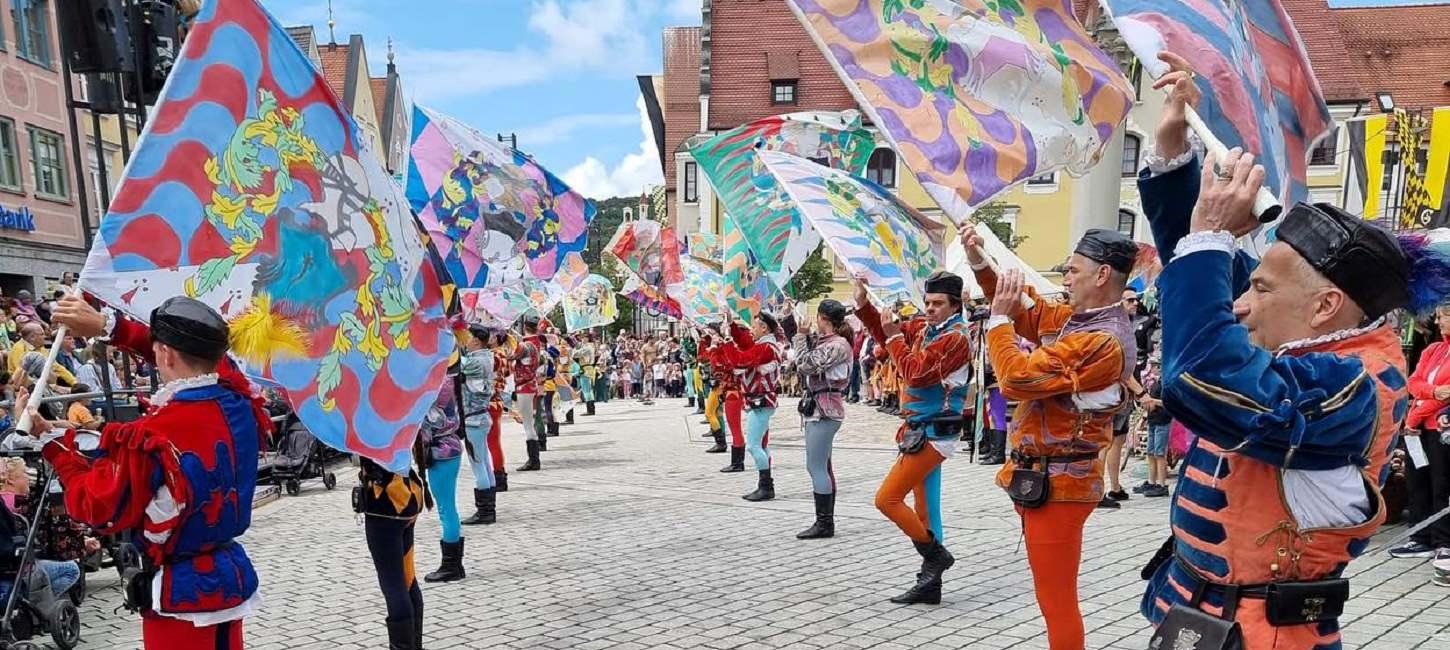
[1183,105,1284,223]
[15,289,81,434]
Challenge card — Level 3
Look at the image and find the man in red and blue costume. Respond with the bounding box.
[1135,58,1449,649]
[26,294,266,650]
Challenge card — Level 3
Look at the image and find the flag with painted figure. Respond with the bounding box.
[682,257,726,326]
[605,219,684,289]
[78,0,453,472]
[1100,0,1331,219]
[721,215,780,322]
[406,104,595,288]
[688,111,875,288]
[562,274,618,332]
[759,151,944,310]
[687,231,723,268]
[458,250,587,329]
[1343,113,1390,221]
[620,275,684,320]
[786,0,1134,224]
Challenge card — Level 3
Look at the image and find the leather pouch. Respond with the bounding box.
[898,426,927,454]
[123,567,156,613]
[1007,464,1050,508]
[1150,604,1244,650]
[796,395,817,417]
[1263,579,1349,626]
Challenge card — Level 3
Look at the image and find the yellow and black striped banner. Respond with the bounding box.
[1345,113,1389,220]
[1425,107,1450,228]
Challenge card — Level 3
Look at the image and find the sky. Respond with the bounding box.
[261,0,701,200]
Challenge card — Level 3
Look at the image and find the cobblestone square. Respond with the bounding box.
[67,398,1450,649]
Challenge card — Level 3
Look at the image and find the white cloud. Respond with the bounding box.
[516,113,641,146]
[561,96,663,199]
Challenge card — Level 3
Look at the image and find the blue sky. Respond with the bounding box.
[262,0,701,199]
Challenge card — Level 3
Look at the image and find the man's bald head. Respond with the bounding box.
[19,322,43,344]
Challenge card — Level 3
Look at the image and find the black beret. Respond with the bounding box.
[924,271,963,298]
[150,296,228,361]
[1075,228,1139,274]
[1276,202,1409,320]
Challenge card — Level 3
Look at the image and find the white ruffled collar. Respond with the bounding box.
[149,373,220,409]
[1274,317,1386,357]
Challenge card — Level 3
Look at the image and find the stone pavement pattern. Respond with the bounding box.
[67,398,1450,649]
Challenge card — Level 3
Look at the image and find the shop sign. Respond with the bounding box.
[0,204,35,232]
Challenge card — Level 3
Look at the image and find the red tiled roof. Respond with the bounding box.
[1281,0,1362,103]
[662,26,701,190]
[706,0,856,130]
[318,42,350,103]
[1330,3,1450,111]
[370,77,389,124]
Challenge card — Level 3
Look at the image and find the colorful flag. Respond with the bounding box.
[1398,109,1431,230]
[721,215,778,322]
[562,274,618,332]
[605,219,684,289]
[760,151,943,309]
[689,111,875,287]
[1344,113,1389,221]
[787,0,1133,222]
[79,0,452,471]
[406,105,595,288]
[1426,108,1450,229]
[1101,0,1331,210]
[687,231,723,268]
[682,257,726,326]
[620,275,684,320]
[461,278,567,330]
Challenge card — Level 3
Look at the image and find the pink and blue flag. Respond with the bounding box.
[78,0,454,471]
[1101,0,1331,206]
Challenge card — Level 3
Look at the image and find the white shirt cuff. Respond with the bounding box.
[1173,231,1236,259]
[986,315,1013,331]
[1143,132,1201,176]
[102,308,117,340]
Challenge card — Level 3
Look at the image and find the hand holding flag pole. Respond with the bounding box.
[960,228,1035,312]
[15,286,81,435]
[1153,52,1281,223]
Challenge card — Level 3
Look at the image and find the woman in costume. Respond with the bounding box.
[461,326,498,525]
[422,379,467,583]
[790,299,854,538]
[722,311,786,501]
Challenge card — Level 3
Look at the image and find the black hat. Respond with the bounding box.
[923,271,963,297]
[818,299,848,324]
[1074,228,1139,274]
[149,296,229,362]
[1276,202,1409,320]
[521,314,541,329]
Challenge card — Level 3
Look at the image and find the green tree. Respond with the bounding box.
[973,201,1026,250]
[785,246,836,301]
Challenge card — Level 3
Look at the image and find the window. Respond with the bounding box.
[1131,60,1143,102]
[12,0,52,67]
[996,207,1020,242]
[866,149,896,188]
[28,125,67,199]
[1382,145,1398,192]
[683,161,698,203]
[1027,171,1055,186]
[1117,209,1137,238]
[1309,127,1339,167]
[771,80,797,105]
[0,119,19,191]
[1122,134,1142,177]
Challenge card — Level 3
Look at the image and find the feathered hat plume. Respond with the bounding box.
[1397,229,1450,315]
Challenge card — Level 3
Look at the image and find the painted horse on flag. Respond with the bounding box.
[79,0,453,471]
[787,0,1134,223]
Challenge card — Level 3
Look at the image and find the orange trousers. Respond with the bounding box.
[874,445,945,543]
[1017,500,1096,650]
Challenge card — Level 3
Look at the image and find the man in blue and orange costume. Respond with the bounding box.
[855,272,973,606]
[1136,53,1449,650]
[21,294,265,650]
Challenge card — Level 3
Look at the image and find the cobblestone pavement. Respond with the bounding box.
[69,397,1450,649]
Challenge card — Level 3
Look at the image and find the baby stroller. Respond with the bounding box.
[269,416,337,497]
[0,452,82,650]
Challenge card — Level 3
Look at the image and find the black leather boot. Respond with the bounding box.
[742,469,775,501]
[586,401,596,416]
[494,470,509,492]
[387,617,417,650]
[547,420,560,436]
[564,409,574,425]
[796,492,835,539]
[719,447,745,472]
[914,532,955,583]
[980,430,1007,465]
[705,429,726,453]
[889,572,943,605]
[462,488,496,525]
[518,440,541,471]
[686,396,695,408]
[424,539,466,583]
[537,429,548,451]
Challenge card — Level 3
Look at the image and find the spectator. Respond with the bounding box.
[1394,303,1450,567]
[6,323,76,387]
[1136,356,1171,497]
[65,383,102,429]
[9,290,38,324]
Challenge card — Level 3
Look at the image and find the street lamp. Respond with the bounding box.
[1376,90,1395,112]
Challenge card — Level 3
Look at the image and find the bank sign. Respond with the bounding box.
[0,204,35,232]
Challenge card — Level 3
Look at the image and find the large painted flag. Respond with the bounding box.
[760,151,944,309]
[1100,0,1331,212]
[721,215,779,322]
[689,111,875,287]
[605,219,684,289]
[682,257,726,326]
[620,275,684,320]
[1343,113,1390,221]
[687,231,723,268]
[406,105,595,288]
[79,0,453,471]
[458,250,587,329]
[562,274,618,332]
[787,0,1133,223]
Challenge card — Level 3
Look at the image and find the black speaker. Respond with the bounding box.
[132,0,180,105]
[83,73,124,114]
[57,0,135,74]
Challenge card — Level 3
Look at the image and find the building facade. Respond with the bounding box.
[0,0,87,297]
